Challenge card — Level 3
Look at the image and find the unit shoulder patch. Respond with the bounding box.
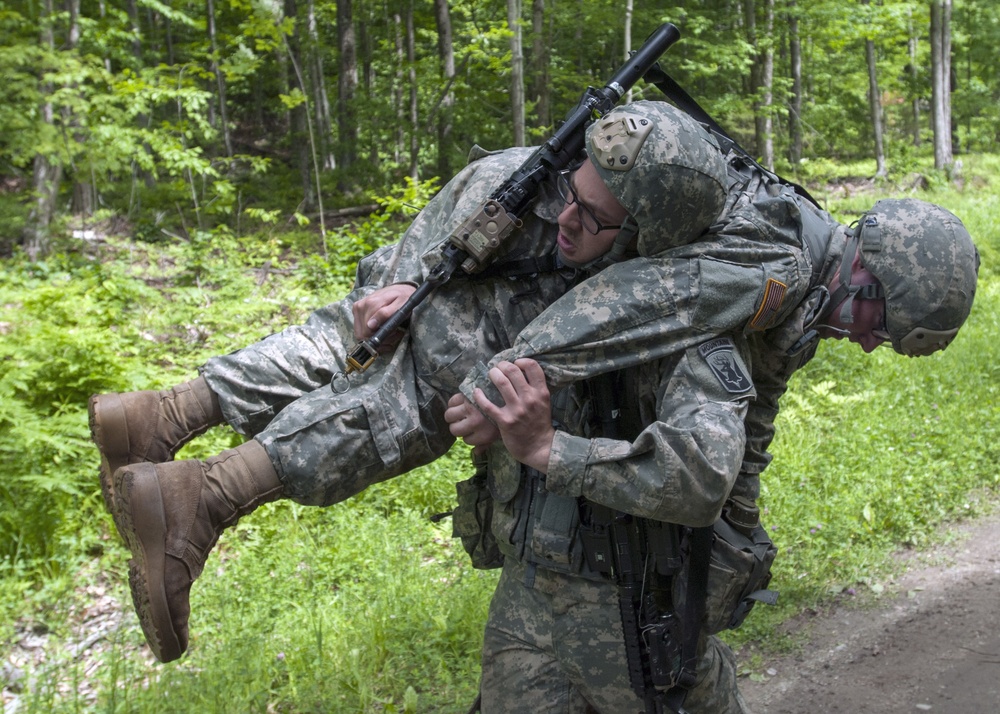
[698,338,753,394]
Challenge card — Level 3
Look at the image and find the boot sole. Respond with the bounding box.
[115,464,184,663]
[88,393,132,526]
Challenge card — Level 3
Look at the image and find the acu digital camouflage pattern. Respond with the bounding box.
[587,101,729,258]
[483,336,752,580]
[480,561,752,713]
[460,166,837,409]
[479,333,754,710]
[201,147,575,505]
[857,198,979,356]
[541,338,753,527]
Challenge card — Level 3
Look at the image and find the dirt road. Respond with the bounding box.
[739,510,1000,714]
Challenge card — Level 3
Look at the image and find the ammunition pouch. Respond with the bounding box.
[579,503,683,579]
[452,456,504,570]
[673,505,778,634]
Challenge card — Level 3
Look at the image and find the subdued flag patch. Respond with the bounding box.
[749,277,788,330]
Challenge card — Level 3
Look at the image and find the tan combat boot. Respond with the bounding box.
[113,438,283,662]
[89,376,224,517]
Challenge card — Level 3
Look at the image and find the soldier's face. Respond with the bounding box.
[819,249,890,353]
[555,161,629,265]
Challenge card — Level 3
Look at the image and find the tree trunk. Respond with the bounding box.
[930,0,953,169]
[942,0,954,155]
[66,0,96,217]
[759,0,774,170]
[788,1,803,164]
[393,13,404,165]
[433,0,454,178]
[908,8,921,147]
[529,0,550,132]
[406,1,418,179]
[24,0,62,259]
[165,13,174,65]
[285,0,314,208]
[865,35,887,177]
[98,0,112,71]
[743,0,774,168]
[337,0,358,170]
[743,0,757,156]
[126,0,142,65]
[124,0,154,207]
[206,0,233,157]
[307,0,335,170]
[508,0,525,147]
[359,14,377,166]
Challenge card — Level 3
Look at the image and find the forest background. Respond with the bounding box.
[1,0,999,712]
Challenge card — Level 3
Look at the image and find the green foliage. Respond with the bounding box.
[83,501,493,713]
[4,0,1000,253]
[327,176,440,275]
[0,191,30,256]
[0,222,344,577]
[1,156,998,710]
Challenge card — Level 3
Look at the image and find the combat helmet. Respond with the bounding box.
[584,100,728,260]
[837,198,979,356]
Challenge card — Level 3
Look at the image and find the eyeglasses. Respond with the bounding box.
[556,171,623,235]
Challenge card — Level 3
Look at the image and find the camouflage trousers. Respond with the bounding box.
[200,268,573,506]
[480,561,752,714]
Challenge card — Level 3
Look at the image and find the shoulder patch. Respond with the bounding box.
[749,277,788,330]
[698,338,753,394]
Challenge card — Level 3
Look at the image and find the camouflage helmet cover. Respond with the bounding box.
[584,100,728,258]
[858,198,979,356]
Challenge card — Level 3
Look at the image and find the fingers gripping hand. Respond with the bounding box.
[473,359,555,473]
[352,283,418,347]
[445,393,501,452]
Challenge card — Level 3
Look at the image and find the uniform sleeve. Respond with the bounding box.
[738,305,819,484]
[543,337,755,527]
[459,235,810,409]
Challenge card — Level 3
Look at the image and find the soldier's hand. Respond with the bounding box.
[352,283,417,350]
[445,393,501,455]
[474,359,555,473]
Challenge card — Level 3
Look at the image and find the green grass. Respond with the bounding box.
[102,497,494,713]
[1,153,999,711]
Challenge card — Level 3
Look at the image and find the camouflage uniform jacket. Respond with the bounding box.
[485,334,756,578]
[460,160,849,409]
[479,165,855,574]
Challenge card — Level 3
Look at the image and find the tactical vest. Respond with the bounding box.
[484,374,684,584]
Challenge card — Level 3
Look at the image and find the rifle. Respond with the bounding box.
[342,22,681,376]
[584,371,712,714]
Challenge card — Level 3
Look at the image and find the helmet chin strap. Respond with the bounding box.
[819,227,884,327]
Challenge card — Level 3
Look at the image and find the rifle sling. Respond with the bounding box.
[645,68,821,210]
